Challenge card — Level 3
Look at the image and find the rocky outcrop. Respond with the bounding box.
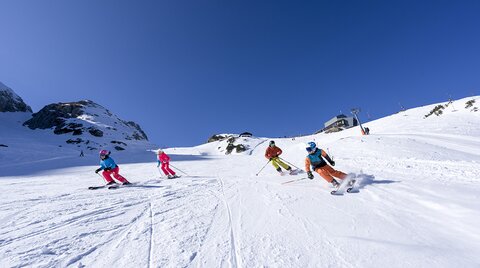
[23,101,90,131]
[0,82,32,113]
[22,100,149,151]
[208,134,228,143]
[123,121,148,141]
[209,134,249,154]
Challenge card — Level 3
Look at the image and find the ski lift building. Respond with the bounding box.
[323,114,358,132]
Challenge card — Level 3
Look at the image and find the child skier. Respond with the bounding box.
[95,150,131,185]
[156,149,179,179]
[265,140,293,174]
[305,142,347,187]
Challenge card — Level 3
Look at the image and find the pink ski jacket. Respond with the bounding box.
[158,153,170,163]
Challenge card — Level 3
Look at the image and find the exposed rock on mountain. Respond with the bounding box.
[0,82,32,113]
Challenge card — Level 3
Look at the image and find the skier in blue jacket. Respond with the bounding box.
[95,150,131,185]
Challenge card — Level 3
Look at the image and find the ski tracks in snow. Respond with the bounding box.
[217,176,241,268]
[0,176,223,267]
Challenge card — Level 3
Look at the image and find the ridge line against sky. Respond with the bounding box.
[1,0,479,146]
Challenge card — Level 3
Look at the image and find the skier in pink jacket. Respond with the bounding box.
[156,149,179,179]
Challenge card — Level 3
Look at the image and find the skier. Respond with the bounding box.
[305,142,347,187]
[156,149,179,179]
[95,150,131,185]
[265,140,293,174]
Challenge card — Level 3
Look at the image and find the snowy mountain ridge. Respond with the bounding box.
[0,82,153,167]
[23,99,149,150]
[0,81,32,113]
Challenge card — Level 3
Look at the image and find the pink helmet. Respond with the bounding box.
[99,149,110,156]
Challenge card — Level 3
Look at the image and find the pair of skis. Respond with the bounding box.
[88,175,182,190]
[88,183,128,190]
[330,177,357,195]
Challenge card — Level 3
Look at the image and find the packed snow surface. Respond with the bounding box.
[1,97,479,267]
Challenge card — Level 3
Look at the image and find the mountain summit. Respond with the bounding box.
[23,100,148,151]
[0,81,32,113]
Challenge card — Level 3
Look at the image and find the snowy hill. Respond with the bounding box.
[0,84,154,176]
[0,96,479,267]
[23,99,149,151]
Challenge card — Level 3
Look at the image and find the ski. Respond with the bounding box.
[88,183,129,190]
[346,179,358,193]
[331,176,356,195]
[88,186,105,190]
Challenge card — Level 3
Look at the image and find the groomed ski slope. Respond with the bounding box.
[1,97,479,267]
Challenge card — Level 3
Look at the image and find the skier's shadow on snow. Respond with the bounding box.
[355,174,400,189]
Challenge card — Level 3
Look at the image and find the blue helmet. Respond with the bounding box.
[306,142,316,152]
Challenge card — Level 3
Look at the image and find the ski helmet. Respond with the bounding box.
[269,140,275,146]
[99,149,110,156]
[306,142,316,152]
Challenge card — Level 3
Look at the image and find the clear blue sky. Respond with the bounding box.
[1,0,479,146]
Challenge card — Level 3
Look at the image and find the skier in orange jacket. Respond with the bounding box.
[265,140,293,174]
[304,142,347,187]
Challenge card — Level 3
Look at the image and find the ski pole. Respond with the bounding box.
[255,160,271,176]
[169,163,189,176]
[97,173,107,184]
[327,148,334,160]
[278,157,301,170]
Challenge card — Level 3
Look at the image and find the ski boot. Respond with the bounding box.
[286,167,295,175]
[123,181,132,185]
[106,181,116,186]
[331,179,340,188]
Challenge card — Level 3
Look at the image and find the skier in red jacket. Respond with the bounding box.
[265,140,293,175]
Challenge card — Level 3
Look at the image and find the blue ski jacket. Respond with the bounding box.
[99,157,118,170]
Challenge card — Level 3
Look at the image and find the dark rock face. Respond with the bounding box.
[66,138,84,144]
[123,121,148,141]
[24,101,89,130]
[111,140,127,146]
[88,127,103,137]
[225,136,247,154]
[21,99,149,151]
[208,134,228,143]
[225,143,247,154]
[0,82,33,112]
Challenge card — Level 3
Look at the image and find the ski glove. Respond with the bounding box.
[325,155,335,166]
[307,171,314,179]
[95,168,102,173]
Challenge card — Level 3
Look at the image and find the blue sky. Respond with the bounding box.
[1,0,479,146]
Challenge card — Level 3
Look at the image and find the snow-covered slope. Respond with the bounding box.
[0,85,154,176]
[0,96,479,267]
